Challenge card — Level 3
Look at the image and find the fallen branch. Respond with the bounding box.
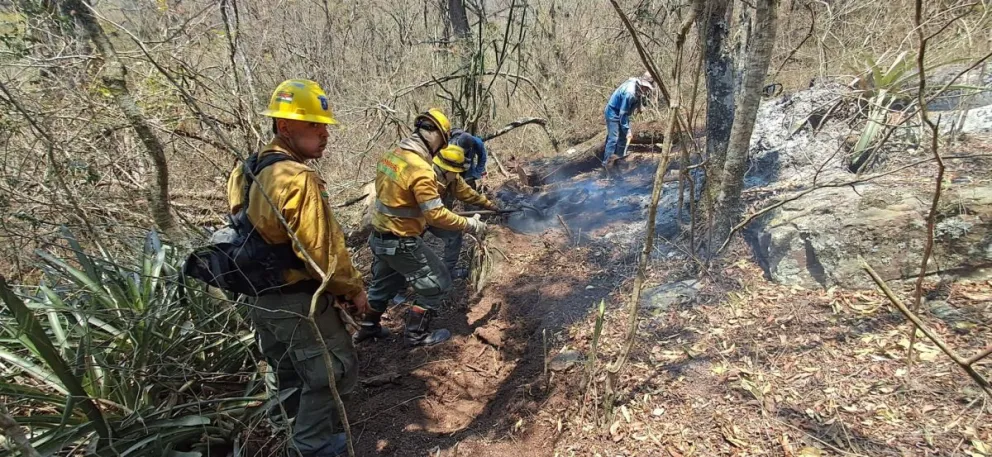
[335,193,370,208]
[360,372,402,387]
[967,345,992,366]
[861,257,991,397]
[489,151,510,177]
[480,116,547,142]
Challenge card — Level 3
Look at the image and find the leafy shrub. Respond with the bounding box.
[0,230,272,456]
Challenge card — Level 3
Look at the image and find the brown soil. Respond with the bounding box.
[346,219,637,456]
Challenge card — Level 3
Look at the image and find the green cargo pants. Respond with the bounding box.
[367,232,452,313]
[251,292,357,457]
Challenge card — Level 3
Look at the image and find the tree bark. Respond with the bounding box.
[712,0,780,242]
[448,0,471,39]
[696,0,735,181]
[61,0,180,239]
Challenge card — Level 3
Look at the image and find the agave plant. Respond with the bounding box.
[0,230,270,456]
[845,51,979,172]
[845,51,919,172]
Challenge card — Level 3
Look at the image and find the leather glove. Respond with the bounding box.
[465,214,488,235]
[485,200,500,212]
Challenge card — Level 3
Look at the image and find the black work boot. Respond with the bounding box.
[404,305,451,346]
[353,310,390,344]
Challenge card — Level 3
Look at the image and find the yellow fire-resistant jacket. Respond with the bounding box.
[227,139,364,299]
[372,148,468,237]
[439,173,497,210]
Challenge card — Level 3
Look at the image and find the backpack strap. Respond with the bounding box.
[239,152,299,215]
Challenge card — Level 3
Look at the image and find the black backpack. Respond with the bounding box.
[183,153,307,296]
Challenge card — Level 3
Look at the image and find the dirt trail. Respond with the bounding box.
[345,158,661,456]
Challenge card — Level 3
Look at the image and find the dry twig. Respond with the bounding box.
[861,258,991,397]
[906,0,946,373]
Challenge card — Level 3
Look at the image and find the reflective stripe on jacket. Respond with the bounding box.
[371,148,468,237]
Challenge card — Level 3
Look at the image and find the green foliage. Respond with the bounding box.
[0,230,266,456]
[846,51,975,172]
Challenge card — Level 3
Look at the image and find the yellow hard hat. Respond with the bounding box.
[433,144,468,173]
[414,108,452,142]
[261,79,338,125]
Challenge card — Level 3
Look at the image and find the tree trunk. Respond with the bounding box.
[62,0,180,239]
[696,0,735,181]
[712,0,780,242]
[448,0,471,39]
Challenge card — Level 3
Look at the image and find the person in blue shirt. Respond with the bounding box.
[603,72,654,168]
[448,128,488,189]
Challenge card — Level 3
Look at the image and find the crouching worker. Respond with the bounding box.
[428,144,500,280]
[448,128,488,190]
[356,109,488,346]
[226,80,367,457]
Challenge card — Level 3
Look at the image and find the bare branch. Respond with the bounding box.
[861,258,991,397]
[0,405,41,457]
[906,0,947,373]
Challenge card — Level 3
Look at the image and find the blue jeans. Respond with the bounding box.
[603,119,629,164]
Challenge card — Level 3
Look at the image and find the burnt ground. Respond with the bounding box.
[339,155,660,457]
[330,145,991,456]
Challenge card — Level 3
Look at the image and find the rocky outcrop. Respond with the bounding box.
[750,184,992,288]
[743,74,992,288]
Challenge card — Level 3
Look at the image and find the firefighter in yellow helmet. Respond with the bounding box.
[226,79,365,457]
[357,109,488,346]
[428,144,499,279]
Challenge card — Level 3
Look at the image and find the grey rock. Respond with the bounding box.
[750,185,992,288]
[641,280,702,310]
[549,350,584,372]
[744,80,992,289]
